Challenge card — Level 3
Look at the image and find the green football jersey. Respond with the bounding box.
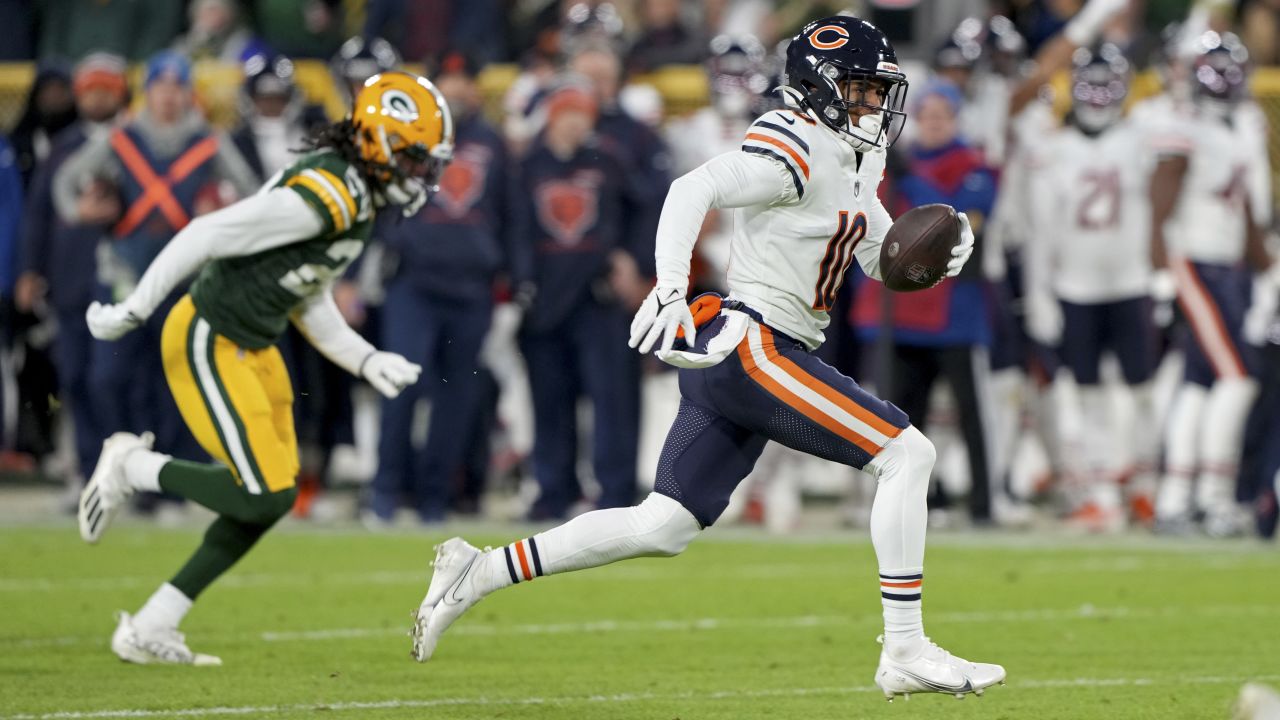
[189,151,375,349]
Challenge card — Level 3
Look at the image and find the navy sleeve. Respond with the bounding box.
[506,158,535,292]
[17,148,53,280]
[0,137,23,293]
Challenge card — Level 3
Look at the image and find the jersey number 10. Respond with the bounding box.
[813,211,868,311]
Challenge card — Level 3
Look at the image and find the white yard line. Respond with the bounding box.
[6,603,1278,649]
[3,551,1276,594]
[4,674,1280,719]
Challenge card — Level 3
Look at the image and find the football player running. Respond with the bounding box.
[78,72,453,665]
[413,17,1004,700]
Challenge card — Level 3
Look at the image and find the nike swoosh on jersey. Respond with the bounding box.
[776,114,796,125]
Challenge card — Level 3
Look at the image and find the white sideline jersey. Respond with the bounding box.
[1159,103,1271,264]
[729,108,892,349]
[1028,120,1155,303]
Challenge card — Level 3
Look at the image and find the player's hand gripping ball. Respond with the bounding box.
[879,204,974,292]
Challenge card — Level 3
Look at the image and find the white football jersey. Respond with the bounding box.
[1161,103,1271,264]
[1028,119,1155,303]
[728,107,891,349]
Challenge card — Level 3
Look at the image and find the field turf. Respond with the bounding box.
[1,522,1278,719]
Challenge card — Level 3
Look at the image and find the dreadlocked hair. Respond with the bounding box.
[299,119,388,190]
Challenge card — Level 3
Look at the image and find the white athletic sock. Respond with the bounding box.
[123,449,171,493]
[1195,378,1258,514]
[879,569,924,658]
[133,582,192,632]
[865,427,933,659]
[476,493,701,595]
[1157,384,1207,520]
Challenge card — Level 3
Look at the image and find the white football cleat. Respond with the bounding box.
[410,537,488,662]
[111,612,221,666]
[79,432,154,544]
[874,636,1005,701]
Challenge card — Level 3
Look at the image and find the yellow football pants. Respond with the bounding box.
[160,295,299,493]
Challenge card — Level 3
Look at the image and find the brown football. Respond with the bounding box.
[879,204,961,292]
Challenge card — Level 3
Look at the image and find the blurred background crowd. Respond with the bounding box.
[1,0,1279,539]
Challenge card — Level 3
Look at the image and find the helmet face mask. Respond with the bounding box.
[1070,46,1129,134]
[1191,32,1249,118]
[784,17,909,151]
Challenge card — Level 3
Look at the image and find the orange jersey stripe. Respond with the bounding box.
[744,133,810,180]
[737,335,881,455]
[514,540,533,581]
[758,326,903,440]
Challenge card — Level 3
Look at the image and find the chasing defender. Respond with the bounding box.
[78,71,453,664]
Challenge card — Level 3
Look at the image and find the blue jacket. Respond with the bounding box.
[0,135,21,295]
[18,125,100,310]
[511,137,634,333]
[379,115,509,302]
[853,140,997,348]
[594,107,670,278]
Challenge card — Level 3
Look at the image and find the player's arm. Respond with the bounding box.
[289,284,421,399]
[630,149,793,355]
[211,132,263,198]
[85,189,321,340]
[1148,154,1188,270]
[1008,0,1130,118]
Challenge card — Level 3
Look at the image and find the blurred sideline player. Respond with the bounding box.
[1151,32,1276,537]
[413,16,1007,700]
[982,0,1130,506]
[1025,45,1160,532]
[75,72,453,664]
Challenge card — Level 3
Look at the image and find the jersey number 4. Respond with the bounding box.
[813,211,867,311]
[278,240,364,297]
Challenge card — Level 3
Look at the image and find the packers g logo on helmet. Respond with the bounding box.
[351,71,454,188]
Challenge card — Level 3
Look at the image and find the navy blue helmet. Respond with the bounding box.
[782,16,908,150]
[1069,44,1130,134]
[1190,31,1249,109]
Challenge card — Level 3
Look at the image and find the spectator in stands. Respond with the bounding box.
[851,81,999,524]
[511,83,644,519]
[0,133,21,457]
[627,0,708,72]
[251,0,344,59]
[37,0,184,61]
[10,63,76,189]
[369,52,510,524]
[231,54,327,182]
[362,0,506,64]
[51,51,257,465]
[15,53,129,489]
[0,1,35,60]
[172,0,257,64]
[569,45,670,290]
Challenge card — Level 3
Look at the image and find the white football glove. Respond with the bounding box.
[360,351,422,399]
[947,212,976,278]
[1025,291,1063,346]
[86,301,144,340]
[629,284,695,355]
[1244,272,1280,346]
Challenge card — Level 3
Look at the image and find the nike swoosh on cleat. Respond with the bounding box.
[896,669,974,694]
[441,556,478,606]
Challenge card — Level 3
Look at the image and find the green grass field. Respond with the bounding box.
[1,521,1278,719]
